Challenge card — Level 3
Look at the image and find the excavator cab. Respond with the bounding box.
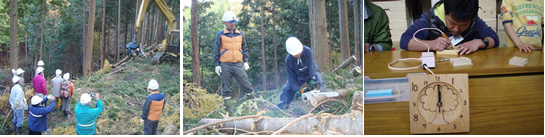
[152,30,179,65]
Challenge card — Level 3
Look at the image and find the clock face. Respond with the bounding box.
[409,74,469,134]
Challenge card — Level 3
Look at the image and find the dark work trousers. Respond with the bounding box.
[144,119,159,135]
[277,71,324,109]
[220,62,254,98]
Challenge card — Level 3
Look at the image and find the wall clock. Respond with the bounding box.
[409,74,469,134]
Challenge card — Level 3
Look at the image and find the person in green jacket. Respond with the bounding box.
[75,93,104,135]
[364,0,393,51]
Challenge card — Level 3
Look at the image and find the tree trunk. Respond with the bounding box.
[84,0,96,76]
[191,0,201,87]
[100,0,105,68]
[339,0,350,61]
[196,114,363,135]
[272,0,279,89]
[9,0,18,69]
[83,0,87,73]
[312,0,330,72]
[40,0,45,60]
[308,0,314,49]
[353,0,360,66]
[260,1,267,91]
[116,0,120,62]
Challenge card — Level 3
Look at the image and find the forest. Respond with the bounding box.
[183,0,363,135]
[0,0,181,135]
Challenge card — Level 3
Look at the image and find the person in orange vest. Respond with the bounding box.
[213,11,255,114]
[140,79,165,135]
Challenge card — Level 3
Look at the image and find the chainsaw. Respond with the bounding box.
[299,80,339,101]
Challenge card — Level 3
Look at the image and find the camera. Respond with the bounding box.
[90,93,96,98]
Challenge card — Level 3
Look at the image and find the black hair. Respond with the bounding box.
[444,0,479,21]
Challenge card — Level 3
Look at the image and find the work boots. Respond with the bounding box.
[223,98,234,115]
[63,110,68,118]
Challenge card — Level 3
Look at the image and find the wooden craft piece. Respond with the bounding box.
[409,74,469,134]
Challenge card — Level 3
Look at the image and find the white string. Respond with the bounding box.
[387,28,443,75]
[387,58,422,70]
[412,28,444,52]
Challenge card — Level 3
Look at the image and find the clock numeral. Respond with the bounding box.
[460,115,463,118]
[424,81,428,85]
[464,100,467,106]
[412,83,418,92]
[423,124,426,128]
[452,78,454,84]
[454,124,457,129]
[460,89,463,93]
[437,127,441,132]
[435,76,440,81]
[413,114,418,122]
[413,102,416,107]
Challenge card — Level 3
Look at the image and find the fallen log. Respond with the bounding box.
[309,88,352,107]
[351,91,363,114]
[196,114,362,135]
[332,56,356,73]
[110,56,130,68]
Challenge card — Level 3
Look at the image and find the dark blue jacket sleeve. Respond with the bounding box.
[286,56,297,83]
[473,17,500,48]
[213,32,222,67]
[305,48,318,81]
[241,32,249,63]
[400,14,432,50]
[141,96,151,120]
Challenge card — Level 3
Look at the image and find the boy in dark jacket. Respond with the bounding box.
[141,79,165,135]
[400,0,499,55]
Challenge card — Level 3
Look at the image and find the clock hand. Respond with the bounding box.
[437,84,442,113]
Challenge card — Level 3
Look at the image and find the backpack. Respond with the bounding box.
[60,81,71,98]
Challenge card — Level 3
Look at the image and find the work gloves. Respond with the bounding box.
[215,66,222,76]
[244,62,250,70]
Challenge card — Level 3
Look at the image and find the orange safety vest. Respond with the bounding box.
[220,28,244,63]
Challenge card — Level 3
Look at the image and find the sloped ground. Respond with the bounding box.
[0,57,180,135]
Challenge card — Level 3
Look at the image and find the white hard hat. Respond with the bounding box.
[222,11,237,22]
[80,93,92,104]
[12,76,20,84]
[63,73,70,81]
[55,69,62,76]
[31,96,43,105]
[148,79,159,90]
[286,37,303,55]
[38,60,44,66]
[16,68,25,75]
[36,67,44,74]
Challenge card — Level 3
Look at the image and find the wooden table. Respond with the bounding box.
[364,48,544,79]
[364,48,544,135]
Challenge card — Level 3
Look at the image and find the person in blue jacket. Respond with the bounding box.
[276,37,326,110]
[140,79,166,135]
[28,95,55,135]
[400,0,499,55]
[75,93,104,135]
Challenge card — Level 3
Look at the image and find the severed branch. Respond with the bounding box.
[332,56,356,73]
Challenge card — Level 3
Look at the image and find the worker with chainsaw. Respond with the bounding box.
[213,11,255,114]
[277,37,326,110]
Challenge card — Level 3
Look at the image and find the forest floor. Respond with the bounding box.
[183,69,363,135]
[0,57,180,135]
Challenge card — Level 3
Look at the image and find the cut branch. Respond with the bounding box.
[332,55,356,73]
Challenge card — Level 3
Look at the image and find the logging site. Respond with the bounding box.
[0,0,180,135]
[182,0,363,135]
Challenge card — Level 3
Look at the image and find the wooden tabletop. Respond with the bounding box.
[364,48,544,79]
[364,74,544,135]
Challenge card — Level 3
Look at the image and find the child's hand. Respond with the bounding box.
[457,39,483,55]
[516,43,535,52]
[433,37,451,51]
